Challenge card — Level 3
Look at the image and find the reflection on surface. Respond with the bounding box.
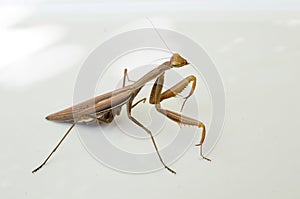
[0,5,84,89]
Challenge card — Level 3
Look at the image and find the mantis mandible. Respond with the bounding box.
[32,45,211,175]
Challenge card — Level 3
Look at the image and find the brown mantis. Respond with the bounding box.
[32,30,211,174]
[32,53,211,174]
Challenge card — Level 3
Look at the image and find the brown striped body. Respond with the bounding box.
[45,59,175,123]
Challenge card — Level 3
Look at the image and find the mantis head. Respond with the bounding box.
[170,53,189,68]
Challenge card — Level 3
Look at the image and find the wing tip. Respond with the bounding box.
[45,114,56,121]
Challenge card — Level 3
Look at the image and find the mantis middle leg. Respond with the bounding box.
[126,89,176,174]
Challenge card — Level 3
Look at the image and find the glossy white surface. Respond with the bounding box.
[0,1,299,199]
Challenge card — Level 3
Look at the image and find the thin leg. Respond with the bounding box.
[131,97,147,109]
[150,74,210,161]
[122,68,135,87]
[126,96,176,174]
[32,114,98,173]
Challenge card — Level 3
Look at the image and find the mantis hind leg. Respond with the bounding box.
[32,114,100,173]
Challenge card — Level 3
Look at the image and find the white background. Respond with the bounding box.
[0,1,299,198]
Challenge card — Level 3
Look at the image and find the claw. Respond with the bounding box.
[165,166,176,174]
[195,143,211,162]
[203,157,211,162]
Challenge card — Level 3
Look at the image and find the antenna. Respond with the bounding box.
[146,17,174,55]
